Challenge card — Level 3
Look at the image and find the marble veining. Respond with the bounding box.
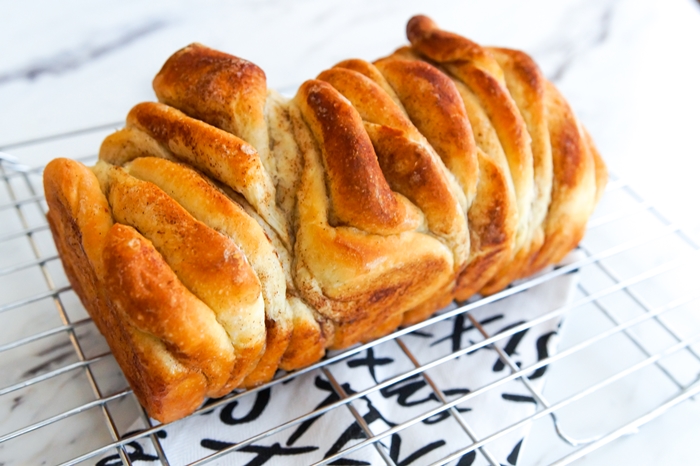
[542,1,616,83]
[0,19,169,85]
[1,1,700,465]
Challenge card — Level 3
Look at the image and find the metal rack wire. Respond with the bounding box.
[0,126,699,466]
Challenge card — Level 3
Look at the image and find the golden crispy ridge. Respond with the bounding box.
[99,126,177,167]
[334,59,405,108]
[317,61,470,331]
[370,51,516,313]
[406,15,537,295]
[43,15,607,423]
[479,47,553,292]
[102,165,266,388]
[290,82,455,345]
[295,79,423,236]
[152,43,271,169]
[279,297,327,371]
[44,159,210,422]
[317,64,469,271]
[525,82,598,274]
[586,128,609,207]
[122,157,291,387]
[103,223,237,397]
[372,57,479,206]
[126,101,290,248]
[406,16,504,78]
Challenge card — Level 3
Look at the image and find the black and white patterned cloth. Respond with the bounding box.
[99,253,581,466]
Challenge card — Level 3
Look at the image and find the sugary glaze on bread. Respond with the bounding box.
[43,16,607,422]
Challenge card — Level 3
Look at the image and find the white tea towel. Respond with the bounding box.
[98,252,582,466]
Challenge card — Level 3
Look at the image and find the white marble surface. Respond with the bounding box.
[1,0,700,464]
[2,0,700,241]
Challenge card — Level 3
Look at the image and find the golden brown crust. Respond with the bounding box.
[291,78,455,341]
[478,48,553,293]
[366,123,467,261]
[400,281,455,326]
[294,79,422,236]
[454,148,518,300]
[406,16,503,77]
[103,166,267,388]
[44,159,207,422]
[103,224,236,398]
[278,297,327,371]
[525,81,597,274]
[125,101,290,248]
[122,157,291,387]
[44,15,607,423]
[152,43,274,174]
[99,127,178,168]
[289,91,454,342]
[317,61,471,324]
[374,50,516,307]
[584,127,609,207]
[44,159,114,278]
[317,66,413,133]
[455,65,534,237]
[372,57,479,206]
[317,64,469,272]
[333,59,405,109]
[44,159,113,337]
[406,16,536,295]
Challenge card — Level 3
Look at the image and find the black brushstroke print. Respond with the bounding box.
[388,433,446,465]
[200,439,317,466]
[501,393,537,404]
[219,388,271,425]
[379,374,471,424]
[380,375,433,408]
[328,459,371,465]
[553,263,579,275]
[528,331,557,380]
[324,394,397,458]
[347,348,394,382]
[96,441,159,465]
[422,391,472,425]
[288,375,397,462]
[409,329,434,338]
[456,450,476,466]
[287,377,343,446]
[200,438,231,450]
[507,438,524,465]
[323,417,368,458]
[431,314,504,352]
[198,396,221,415]
[492,321,528,372]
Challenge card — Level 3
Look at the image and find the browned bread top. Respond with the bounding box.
[153,43,270,162]
[43,15,607,423]
[294,79,424,236]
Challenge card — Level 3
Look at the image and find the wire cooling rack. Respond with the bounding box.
[0,125,699,466]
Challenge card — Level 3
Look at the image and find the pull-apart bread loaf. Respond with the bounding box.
[44,15,607,422]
